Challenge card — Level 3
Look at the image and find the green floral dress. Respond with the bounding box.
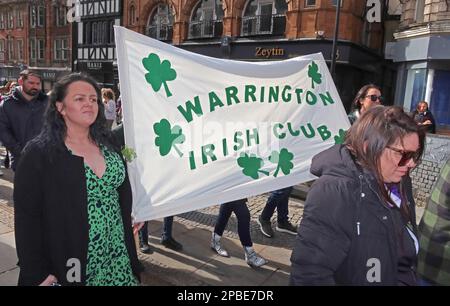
[82,145,138,286]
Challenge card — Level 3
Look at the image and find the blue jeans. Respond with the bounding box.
[261,187,293,223]
[214,199,252,247]
[139,216,174,244]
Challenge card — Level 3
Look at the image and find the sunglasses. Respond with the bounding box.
[365,95,383,102]
[387,146,420,166]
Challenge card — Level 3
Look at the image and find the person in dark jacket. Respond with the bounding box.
[14,73,142,286]
[411,101,436,134]
[0,70,48,170]
[347,84,382,125]
[290,106,425,286]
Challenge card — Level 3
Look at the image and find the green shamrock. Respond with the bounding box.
[237,153,270,180]
[308,61,322,89]
[121,146,137,163]
[333,129,347,145]
[153,119,185,157]
[269,148,294,177]
[142,53,177,98]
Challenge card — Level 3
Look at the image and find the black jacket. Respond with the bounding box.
[0,87,48,169]
[290,144,417,286]
[13,140,142,286]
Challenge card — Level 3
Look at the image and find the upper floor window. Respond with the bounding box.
[54,38,69,60]
[129,5,136,25]
[189,0,224,39]
[0,39,4,61]
[7,39,14,61]
[17,40,23,61]
[55,6,68,27]
[305,0,316,7]
[415,0,425,23]
[147,4,174,41]
[17,10,23,27]
[331,0,343,6]
[241,0,287,36]
[7,10,13,29]
[30,6,45,28]
[0,13,4,29]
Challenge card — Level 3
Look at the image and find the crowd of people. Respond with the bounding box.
[0,70,448,286]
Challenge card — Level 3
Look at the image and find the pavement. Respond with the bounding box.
[0,148,425,286]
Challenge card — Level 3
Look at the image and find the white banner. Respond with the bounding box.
[115,27,350,221]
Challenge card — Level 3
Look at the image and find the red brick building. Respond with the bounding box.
[0,0,72,91]
[122,0,394,109]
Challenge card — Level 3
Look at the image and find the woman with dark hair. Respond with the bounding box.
[348,84,383,124]
[14,73,142,286]
[290,105,425,286]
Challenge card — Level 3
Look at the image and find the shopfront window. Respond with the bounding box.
[430,70,450,130]
[404,68,427,112]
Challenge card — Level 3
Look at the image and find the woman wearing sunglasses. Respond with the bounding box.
[290,106,425,285]
[348,84,383,124]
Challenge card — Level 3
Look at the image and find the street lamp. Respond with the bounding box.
[330,0,341,81]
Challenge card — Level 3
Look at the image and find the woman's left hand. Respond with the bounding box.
[133,222,144,235]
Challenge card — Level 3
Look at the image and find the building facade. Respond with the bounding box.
[73,0,122,90]
[386,0,450,133]
[0,0,72,91]
[123,0,396,110]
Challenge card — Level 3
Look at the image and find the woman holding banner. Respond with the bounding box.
[290,106,425,285]
[14,73,142,286]
[211,199,268,268]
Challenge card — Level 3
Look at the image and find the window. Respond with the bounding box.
[404,68,427,112]
[129,5,136,25]
[7,10,13,29]
[38,5,45,27]
[38,39,45,60]
[17,40,23,60]
[188,0,224,39]
[415,0,425,23]
[92,22,98,44]
[84,22,91,44]
[0,13,4,29]
[430,70,450,129]
[332,0,343,7]
[30,6,36,28]
[0,39,5,61]
[110,21,115,44]
[7,39,14,61]
[55,6,68,27]
[147,4,174,41]
[30,39,36,60]
[17,10,23,27]
[241,0,287,36]
[54,39,69,60]
[305,0,316,6]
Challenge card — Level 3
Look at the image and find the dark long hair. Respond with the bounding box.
[33,73,114,153]
[350,84,381,113]
[345,106,425,221]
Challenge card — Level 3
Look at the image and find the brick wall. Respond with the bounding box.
[410,134,450,207]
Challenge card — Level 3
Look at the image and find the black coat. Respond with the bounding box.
[13,140,142,286]
[290,145,417,286]
[0,88,48,169]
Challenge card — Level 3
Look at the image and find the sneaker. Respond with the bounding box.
[276,220,298,235]
[244,246,268,268]
[161,237,183,251]
[0,169,3,176]
[257,215,274,238]
[139,243,153,254]
[211,232,229,257]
